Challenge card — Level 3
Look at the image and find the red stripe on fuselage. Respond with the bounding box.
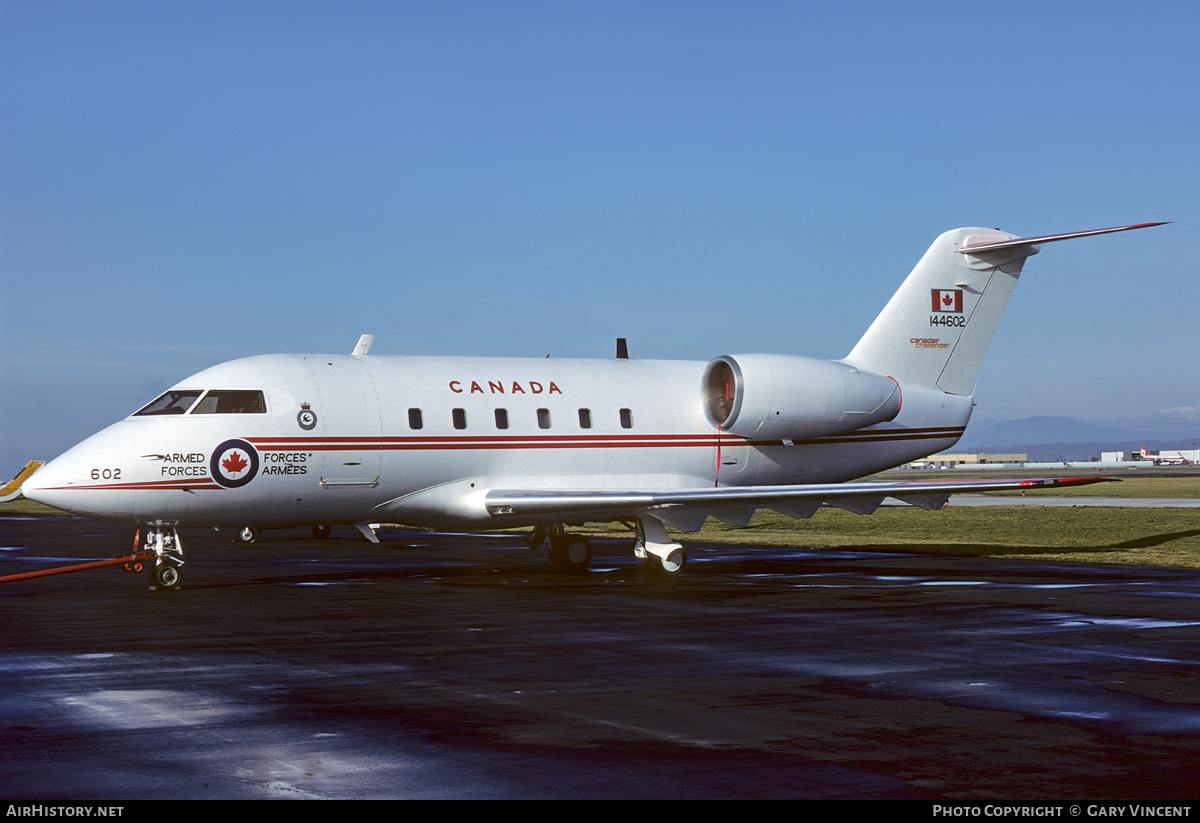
[245,426,964,451]
[36,479,223,492]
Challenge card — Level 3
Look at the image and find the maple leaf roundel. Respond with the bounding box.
[210,439,260,488]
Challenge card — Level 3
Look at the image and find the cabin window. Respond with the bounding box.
[191,390,266,414]
[619,408,633,429]
[408,408,423,430]
[495,409,509,429]
[452,408,467,430]
[537,408,551,429]
[578,409,592,429]
[134,390,203,416]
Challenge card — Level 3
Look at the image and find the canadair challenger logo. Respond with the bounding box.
[210,439,259,488]
[930,289,963,313]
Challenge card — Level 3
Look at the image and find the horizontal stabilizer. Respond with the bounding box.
[958,223,1168,255]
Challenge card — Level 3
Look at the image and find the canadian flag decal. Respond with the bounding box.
[931,289,963,313]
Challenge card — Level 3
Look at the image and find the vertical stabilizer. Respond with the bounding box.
[844,227,1030,395]
[843,223,1165,395]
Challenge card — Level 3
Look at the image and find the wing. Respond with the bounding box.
[484,475,1116,530]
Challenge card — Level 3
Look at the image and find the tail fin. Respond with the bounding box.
[843,223,1166,395]
[0,460,44,503]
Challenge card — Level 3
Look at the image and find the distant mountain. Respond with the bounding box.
[960,416,1143,449]
[1114,406,1200,439]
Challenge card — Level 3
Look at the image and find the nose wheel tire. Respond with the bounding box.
[151,562,182,591]
[312,524,332,539]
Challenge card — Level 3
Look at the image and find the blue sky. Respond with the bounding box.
[2,1,1197,472]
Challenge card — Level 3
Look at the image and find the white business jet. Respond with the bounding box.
[18,223,1165,590]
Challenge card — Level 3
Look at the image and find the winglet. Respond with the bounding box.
[958,222,1169,254]
[0,460,46,503]
[352,334,375,356]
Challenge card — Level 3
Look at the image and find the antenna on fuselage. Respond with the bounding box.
[352,334,374,356]
[616,338,629,359]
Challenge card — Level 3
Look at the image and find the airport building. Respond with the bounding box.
[909,453,1027,469]
[904,448,1196,470]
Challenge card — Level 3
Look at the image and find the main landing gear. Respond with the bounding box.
[634,515,687,577]
[138,523,185,592]
[529,524,593,573]
[529,515,687,577]
[231,524,333,542]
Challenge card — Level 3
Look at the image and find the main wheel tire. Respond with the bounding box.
[548,534,592,571]
[312,524,332,539]
[563,534,592,569]
[646,548,687,577]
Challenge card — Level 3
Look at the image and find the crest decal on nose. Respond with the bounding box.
[210,439,259,488]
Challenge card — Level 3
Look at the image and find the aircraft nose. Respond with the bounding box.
[21,453,81,513]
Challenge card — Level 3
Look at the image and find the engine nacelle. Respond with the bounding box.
[702,354,901,440]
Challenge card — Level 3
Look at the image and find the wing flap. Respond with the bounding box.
[708,504,758,527]
[826,495,885,515]
[657,507,710,532]
[485,476,1115,524]
[896,493,952,511]
[767,501,821,520]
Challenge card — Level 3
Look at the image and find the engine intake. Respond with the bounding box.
[703,354,901,439]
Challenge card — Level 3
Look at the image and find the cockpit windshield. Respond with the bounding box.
[133,389,266,416]
[134,390,203,416]
[191,390,266,414]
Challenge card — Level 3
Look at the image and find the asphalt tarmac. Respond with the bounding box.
[1,516,1198,800]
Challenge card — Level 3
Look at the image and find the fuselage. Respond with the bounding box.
[24,352,972,529]
[15,223,1162,588]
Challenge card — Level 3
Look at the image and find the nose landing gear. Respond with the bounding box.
[140,524,185,592]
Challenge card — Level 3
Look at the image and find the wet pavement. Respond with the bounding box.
[1,517,1198,799]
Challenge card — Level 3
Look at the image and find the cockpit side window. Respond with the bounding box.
[134,390,203,416]
[191,390,267,414]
